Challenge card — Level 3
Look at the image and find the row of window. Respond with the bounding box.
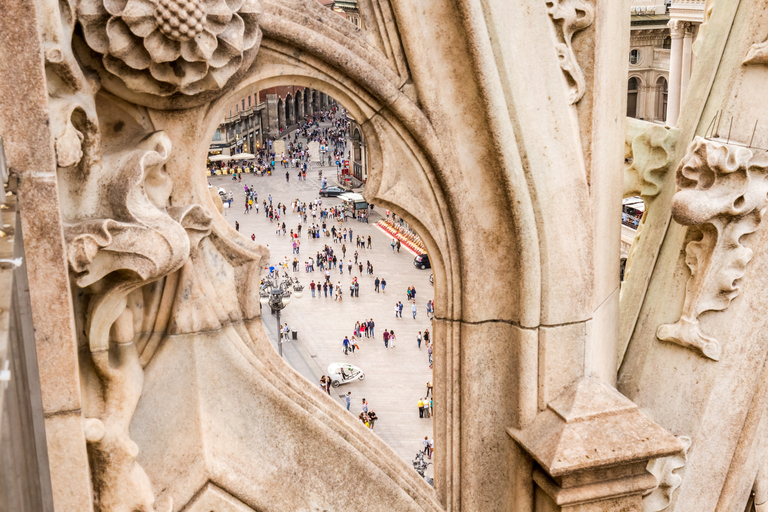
[229,93,259,117]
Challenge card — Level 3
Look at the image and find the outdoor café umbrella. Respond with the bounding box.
[209,154,232,162]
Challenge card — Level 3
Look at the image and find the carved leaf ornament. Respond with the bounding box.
[657,137,768,361]
[64,131,210,512]
[546,0,594,104]
[77,0,262,96]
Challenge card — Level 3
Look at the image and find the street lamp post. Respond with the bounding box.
[259,271,304,357]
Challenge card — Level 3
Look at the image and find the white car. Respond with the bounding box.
[328,363,365,387]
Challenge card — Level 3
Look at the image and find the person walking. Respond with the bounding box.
[362,398,369,415]
[417,331,422,349]
[418,398,424,418]
[345,392,352,411]
[374,277,380,292]
[381,278,387,293]
[394,303,399,318]
[383,329,390,349]
[343,336,350,355]
[391,239,396,252]
[425,381,433,398]
[354,281,360,297]
[412,302,417,319]
[398,301,404,318]
[369,318,375,338]
[389,330,396,348]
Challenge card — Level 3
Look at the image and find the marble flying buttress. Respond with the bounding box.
[656,136,768,361]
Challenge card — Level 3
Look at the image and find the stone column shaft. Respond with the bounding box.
[681,25,694,105]
[666,20,686,126]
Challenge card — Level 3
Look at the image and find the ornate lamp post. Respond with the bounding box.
[259,271,303,357]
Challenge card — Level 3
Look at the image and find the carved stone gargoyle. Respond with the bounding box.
[657,137,768,361]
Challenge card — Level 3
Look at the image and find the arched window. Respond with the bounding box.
[629,49,640,65]
[655,76,668,122]
[627,77,639,118]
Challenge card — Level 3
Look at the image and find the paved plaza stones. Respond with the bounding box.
[208,118,435,472]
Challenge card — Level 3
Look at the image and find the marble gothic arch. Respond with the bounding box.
[7,0,768,510]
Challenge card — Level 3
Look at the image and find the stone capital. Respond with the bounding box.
[668,19,690,37]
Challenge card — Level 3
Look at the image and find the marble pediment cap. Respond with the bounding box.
[508,377,684,477]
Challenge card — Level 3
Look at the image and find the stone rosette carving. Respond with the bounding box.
[77,0,262,96]
[546,0,594,104]
[657,137,768,361]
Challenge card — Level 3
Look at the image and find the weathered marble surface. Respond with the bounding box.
[12,0,768,510]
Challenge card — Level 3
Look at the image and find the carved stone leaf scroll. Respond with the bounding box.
[624,118,678,200]
[622,119,678,283]
[546,0,594,104]
[64,129,211,512]
[744,32,768,65]
[643,436,692,511]
[657,137,768,361]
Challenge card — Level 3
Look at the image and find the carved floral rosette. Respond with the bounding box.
[657,137,768,361]
[77,0,262,97]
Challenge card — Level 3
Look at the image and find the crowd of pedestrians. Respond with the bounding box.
[217,105,436,470]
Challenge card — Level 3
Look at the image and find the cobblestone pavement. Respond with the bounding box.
[208,116,435,474]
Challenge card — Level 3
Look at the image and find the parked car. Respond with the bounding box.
[319,186,348,197]
[414,254,431,269]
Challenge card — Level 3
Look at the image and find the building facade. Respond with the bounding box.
[208,87,333,158]
[349,116,367,184]
[628,0,706,125]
